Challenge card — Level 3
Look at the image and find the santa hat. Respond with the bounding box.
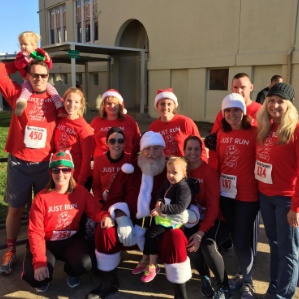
[221,93,246,116]
[154,88,178,108]
[102,89,127,114]
[140,131,166,151]
[49,150,74,169]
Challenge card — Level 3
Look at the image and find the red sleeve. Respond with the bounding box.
[28,193,48,270]
[77,126,93,185]
[83,188,108,222]
[0,62,21,105]
[291,129,299,212]
[198,164,220,232]
[15,52,30,71]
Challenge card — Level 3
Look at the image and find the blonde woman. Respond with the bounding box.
[255,83,299,299]
[54,87,93,188]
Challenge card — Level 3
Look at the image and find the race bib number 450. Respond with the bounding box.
[24,125,47,148]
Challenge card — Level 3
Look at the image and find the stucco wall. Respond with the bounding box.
[39,0,299,121]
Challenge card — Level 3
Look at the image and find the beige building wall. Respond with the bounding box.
[38,0,299,122]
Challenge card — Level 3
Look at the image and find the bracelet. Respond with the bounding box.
[194,234,202,240]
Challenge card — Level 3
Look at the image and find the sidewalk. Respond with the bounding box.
[2,218,297,299]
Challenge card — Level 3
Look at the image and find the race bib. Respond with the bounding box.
[220,173,237,199]
[254,160,273,184]
[50,230,76,241]
[24,125,47,148]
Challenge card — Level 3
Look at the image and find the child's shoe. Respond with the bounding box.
[141,264,160,283]
[15,99,27,116]
[57,107,68,117]
[132,262,147,274]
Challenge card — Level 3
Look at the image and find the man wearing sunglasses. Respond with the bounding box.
[0,60,58,275]
[87,131,199,299]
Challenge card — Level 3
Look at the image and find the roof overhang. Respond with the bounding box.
[43,41,147,64]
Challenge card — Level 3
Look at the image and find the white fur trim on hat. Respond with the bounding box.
[164,257,192,283]
[154,88,178,108]
[95,251,121,271]
[102,89,127,114]
[140,131,166,151]
[221,93,246,116]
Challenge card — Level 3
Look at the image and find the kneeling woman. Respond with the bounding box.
[22,151,106,293]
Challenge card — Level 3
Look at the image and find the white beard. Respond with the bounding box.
[137,154,166,176]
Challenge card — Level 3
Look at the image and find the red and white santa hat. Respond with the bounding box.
[154,88,178,108]
[102,89,127,114]
[140,131,166,151]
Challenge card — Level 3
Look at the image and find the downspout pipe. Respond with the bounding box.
[287,47,294,84]
[287,0,299,84]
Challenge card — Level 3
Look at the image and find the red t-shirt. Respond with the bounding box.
[256,123,299,212]
[90,115,140,159]
[54,117,94,185]
[209,101,261,169]
[217,127,258,202]
[149,114,207,161]
[0,63,57,162]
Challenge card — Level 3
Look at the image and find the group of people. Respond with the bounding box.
[0,30,298,299]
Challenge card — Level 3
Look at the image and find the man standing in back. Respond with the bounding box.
[255,74,283,104]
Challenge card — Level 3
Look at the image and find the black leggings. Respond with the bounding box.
[185,220,231,288]
[143,224,172,255]
[22,233,93,288]
[220,196,259,281]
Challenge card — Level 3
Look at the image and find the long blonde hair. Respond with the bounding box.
[63,87,86,116]
[257,97,298,144]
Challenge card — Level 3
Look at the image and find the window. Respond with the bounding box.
[49,4,66,44]
[209,69,229,90]
[93,73,99,85]
[76,0,98,43]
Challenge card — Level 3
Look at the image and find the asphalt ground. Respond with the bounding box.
[0,111,298,298]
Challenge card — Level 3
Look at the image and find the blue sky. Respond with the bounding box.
[0,1,40,54]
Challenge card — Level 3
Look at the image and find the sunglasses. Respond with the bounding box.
[107,138,125,145]
[30,73,49,79]
[51,167,72,174]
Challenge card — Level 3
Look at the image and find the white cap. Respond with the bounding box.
[221,93,246,116]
